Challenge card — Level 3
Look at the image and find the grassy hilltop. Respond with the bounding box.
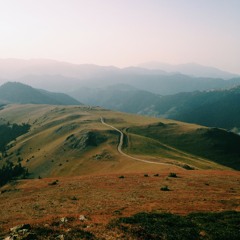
[1,104,239,178]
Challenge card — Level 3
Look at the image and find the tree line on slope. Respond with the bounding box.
[0,122,30,186]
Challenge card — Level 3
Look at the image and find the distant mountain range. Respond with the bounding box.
[70,84,240,130]
[138,62,239,79]
[0,82,80,105]
[1,59,240,130]
[2,81,239,130]
[0,59,240,94]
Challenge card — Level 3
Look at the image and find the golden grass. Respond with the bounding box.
[0,104,235,178]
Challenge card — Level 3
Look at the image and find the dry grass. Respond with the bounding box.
[1,104,203,178]
[0,169,239,238]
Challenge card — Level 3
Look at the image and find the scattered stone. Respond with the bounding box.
[21,232,37,240]
[18,229,29,235]
[4,236,12,240]
[6,224,36,240]
[56,234,65,240]
[10,224,31,233]
[79,215,86,221]
[60,217,68,223]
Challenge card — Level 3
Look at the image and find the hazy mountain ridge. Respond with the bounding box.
[138,62,239,79]
[1,59,240,130]
[0,82,80,105]
[70,84,240,130]
[11,73,240,95]
[1,59,240,94]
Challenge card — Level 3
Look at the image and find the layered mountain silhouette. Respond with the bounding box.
[0,59,240,94]
[70,84,240,130]
[0,82,80,105]
[138,62,239,79]
[1,59,240,130]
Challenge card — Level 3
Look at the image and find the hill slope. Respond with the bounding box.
[0,82,80,105]
[0,104,239,180]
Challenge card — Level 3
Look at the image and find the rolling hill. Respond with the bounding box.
[0,104,239,180]
[0,82,80,105]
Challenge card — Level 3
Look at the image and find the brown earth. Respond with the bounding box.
[0,169,239,238]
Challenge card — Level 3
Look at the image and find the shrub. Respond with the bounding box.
[71,196,78,201]
[168,172,177,178]
[160,186,170,191]
[110,211,240,240]
[119,175,125,179]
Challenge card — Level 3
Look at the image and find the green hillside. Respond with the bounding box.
[71,84,240,130]
[0,82,80,105]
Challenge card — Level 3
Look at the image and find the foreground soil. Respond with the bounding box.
[0,169,240,239]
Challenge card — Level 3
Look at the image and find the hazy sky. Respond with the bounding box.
[0,0,239,73]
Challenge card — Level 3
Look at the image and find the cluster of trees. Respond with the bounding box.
[0,122,30,153]
[0,122,30,186]
[0,161,28,187]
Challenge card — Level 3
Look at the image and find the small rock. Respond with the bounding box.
[10,224,31,233]
[6,234,18,240]
[60,217,68,223]
[19,229,31,234]
[4,236,12,240]
[79,215,86,221]
[56,234,64,240]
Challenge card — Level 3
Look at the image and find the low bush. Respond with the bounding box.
[110,211,240,240]
[160,186,170,191]
[168,172,177,178]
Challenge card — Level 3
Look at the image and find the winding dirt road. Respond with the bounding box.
[100,117,178,167]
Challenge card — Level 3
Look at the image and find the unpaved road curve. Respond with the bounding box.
[100,117,179,167]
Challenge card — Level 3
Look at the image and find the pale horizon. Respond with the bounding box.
[0,0,239,74]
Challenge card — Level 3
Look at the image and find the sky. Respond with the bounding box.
[0,0,239,73]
